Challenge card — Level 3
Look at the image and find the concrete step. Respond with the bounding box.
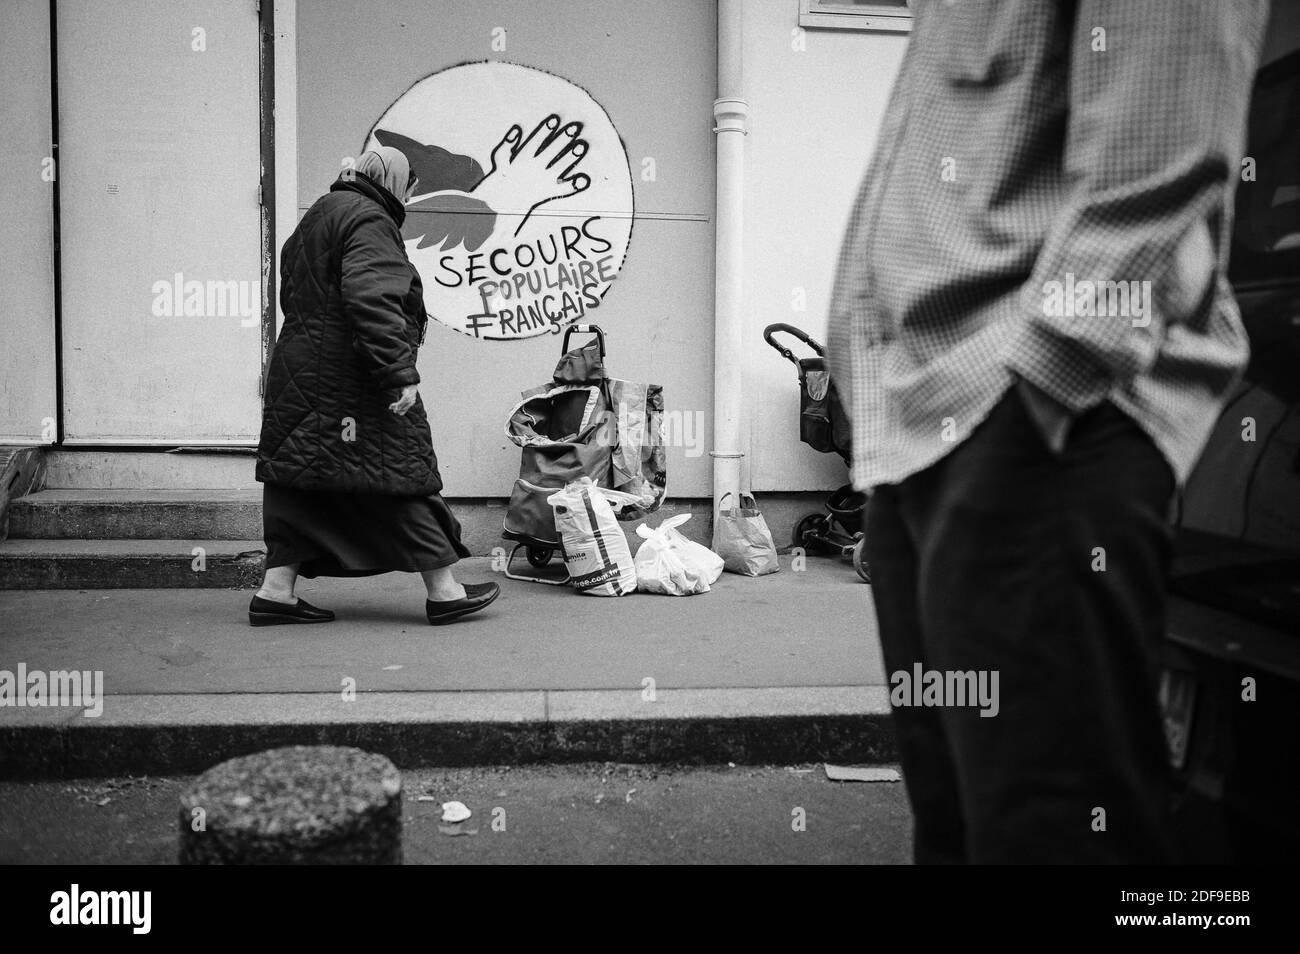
[2,489,833,589]
[9,489,263,540]
[40,448,258,490]
[5,488,726,550]
[0,538,265,589]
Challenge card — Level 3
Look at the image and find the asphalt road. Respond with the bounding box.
[0,762,912,865]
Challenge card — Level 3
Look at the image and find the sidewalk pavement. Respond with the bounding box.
[0,555,894,777]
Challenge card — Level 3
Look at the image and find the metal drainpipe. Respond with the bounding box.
[712,0,748,518]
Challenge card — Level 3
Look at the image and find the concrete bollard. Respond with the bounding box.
[178,745,402,865]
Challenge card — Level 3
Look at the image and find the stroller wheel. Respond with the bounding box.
[526,547,554,568]
[793,513,828,552]
[852,536,871,583]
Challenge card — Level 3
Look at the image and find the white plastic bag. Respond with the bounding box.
[633,514,724,596]
[547,477,637,596]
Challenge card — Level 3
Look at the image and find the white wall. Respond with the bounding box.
[56,0,264,443]
[0,0,57,443]
[741,0,907,491]
[289,0,905,498]
[22,0,907,496]
[293,0,717,497]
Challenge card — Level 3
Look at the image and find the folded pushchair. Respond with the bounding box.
[502,324,666,583]
[763,322,870,582]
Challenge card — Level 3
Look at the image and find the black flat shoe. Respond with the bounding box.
[249,594,336,626]
[426,581,500,626]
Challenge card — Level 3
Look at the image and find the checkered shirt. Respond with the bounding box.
[826,0,1269,490]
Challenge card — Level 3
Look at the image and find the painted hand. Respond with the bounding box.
[471,114,592,235]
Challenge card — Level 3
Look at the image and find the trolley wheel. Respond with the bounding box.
[526,547,554,568]
[852,536,871,583]
[793,512,828,551]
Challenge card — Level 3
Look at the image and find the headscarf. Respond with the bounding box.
[352,146,412,202]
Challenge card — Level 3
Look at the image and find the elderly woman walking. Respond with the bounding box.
[249,146,500,626]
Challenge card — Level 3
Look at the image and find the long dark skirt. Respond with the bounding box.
[262,483,472,579]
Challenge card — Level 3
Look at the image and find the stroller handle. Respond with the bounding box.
[562,323,606,359]
[763,322,826,367]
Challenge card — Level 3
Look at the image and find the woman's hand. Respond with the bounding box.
[389,384,420,416]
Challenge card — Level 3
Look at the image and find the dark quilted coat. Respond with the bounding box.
[257,172,444,496]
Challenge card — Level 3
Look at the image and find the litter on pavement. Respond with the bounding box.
[441,800,472,822]
[824,764,902,783]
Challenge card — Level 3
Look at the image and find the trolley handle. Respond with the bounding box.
[763,323,826,367]
[562,323,606,359]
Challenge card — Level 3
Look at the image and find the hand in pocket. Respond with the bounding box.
[1014,376,1073,456]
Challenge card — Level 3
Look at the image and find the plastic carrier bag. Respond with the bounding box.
[606,378,667,518]
[633,514,725,596]
[713,493,781,577]
[547,477,638,596]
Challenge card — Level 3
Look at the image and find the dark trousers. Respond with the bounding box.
[866,388,1177,863]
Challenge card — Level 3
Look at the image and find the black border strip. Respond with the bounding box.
[48,0,63,444]
[258,0,276,396]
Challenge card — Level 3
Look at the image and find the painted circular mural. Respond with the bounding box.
[364,61,634,340]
